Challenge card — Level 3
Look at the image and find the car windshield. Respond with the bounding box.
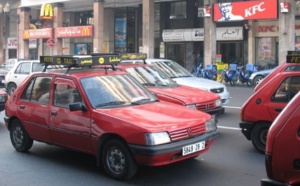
[125,66,178,87]
[151,60,192,78]
[81,74,157,108]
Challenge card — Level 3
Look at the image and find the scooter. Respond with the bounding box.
[194,63,204,78]
[202,64,217,80]
[233,66,252,87]
[220,64,238,86]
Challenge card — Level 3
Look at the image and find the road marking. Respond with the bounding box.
[218,126,241,130]
[223,106,241,109]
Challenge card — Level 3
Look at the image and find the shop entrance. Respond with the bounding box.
[217,42,243,66]
[165,43,185,67]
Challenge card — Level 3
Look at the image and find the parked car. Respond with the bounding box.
[240,70,300,153]
[0,58,24,88]
[255,52,300,91]
[249,68,274,87]
[4,54,219,180]
[114,63,224,116]
[0,89,8,112]
[120,54,230,105]
[261,91,300,186]
[5,60,43,95]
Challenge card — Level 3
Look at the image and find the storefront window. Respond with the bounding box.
[170,1,186,19]
[296,1,300,16]
[75,11,93,26]
[256,37,277,70]
[295,36,300,50]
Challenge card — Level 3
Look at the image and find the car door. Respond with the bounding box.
[268,75,300,120]
[49,77,93,153]
[17,75,53,142]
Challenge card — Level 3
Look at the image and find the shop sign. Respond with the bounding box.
[55,26,93,38]
[214,0,277,22]
[162,27,243,42]
[257,25,300,33]
[7,37,17,49]
[29,39,37,49]
[22,28,53,39]
[40,3,54,20]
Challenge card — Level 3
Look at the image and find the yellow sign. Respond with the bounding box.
[40,3,54,20]
[82,27,90,36]
[23,30,29,39]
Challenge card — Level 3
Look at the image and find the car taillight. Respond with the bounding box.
[265,153,273,178]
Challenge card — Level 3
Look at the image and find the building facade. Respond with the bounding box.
[0,0,298,72]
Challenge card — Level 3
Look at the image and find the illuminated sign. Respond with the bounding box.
[40,3,54,20]
[214,0,277,22]
[22,28,53,39]
[55,26,94,38]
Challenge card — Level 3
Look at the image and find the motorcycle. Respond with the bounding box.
[233,66,252,87]
[202,64,217,80]
[220,64,238,86]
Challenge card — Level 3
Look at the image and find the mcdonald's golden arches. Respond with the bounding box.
[40,3,54,20]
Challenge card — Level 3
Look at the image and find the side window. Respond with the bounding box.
[54,81,82,108]
[271,76,300,102]
[32,63,44,72]
[15,62,30,74]
[31,77,52,105]
[20,78,35,100]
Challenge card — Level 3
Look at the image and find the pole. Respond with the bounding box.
[0,11,3,64]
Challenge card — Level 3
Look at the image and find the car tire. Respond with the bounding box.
[253,76,264,87]
[102,139,137,180]
[251,123,270,154]
[10,119,33,152]
[7,83,17,95]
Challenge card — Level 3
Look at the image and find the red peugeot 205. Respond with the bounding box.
[4,54,219,181]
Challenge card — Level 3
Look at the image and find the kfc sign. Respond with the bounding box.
[214,0,277,22]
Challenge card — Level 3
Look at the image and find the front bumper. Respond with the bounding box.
[239,121,254,140]
[205,106,225,116]
[261,178,291,186]
[128,130,219,166]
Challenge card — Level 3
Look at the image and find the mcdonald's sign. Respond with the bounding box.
[40,3,54,20]
[22,28,53,39]
[55,26,93,38]
[23,30,30,39]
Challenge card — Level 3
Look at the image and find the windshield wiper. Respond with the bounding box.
[131,97,152,105]
[142,83,157,86]
[95,101,126,108]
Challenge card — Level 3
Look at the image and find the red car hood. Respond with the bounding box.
[148,85,219,104]
[98,101,211,131]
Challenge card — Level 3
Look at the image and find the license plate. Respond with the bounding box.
[182,141,205,156]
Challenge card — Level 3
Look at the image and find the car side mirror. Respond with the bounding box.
[69,102,87,111]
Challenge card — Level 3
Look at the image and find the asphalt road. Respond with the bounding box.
[0,85,265,186]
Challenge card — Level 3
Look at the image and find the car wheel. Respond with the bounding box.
[10,119,33,152]
[102,139,137,180]
[7,83,17,95]
[253,76,264,87]
[251,123,270,154]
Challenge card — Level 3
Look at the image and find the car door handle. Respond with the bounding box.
[19,105,25,109]
[274,108,283,112]
[51,111,57,116]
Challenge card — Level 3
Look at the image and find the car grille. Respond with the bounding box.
[169,125,206,141]
[196,101,216,111]
[210,87,224,94]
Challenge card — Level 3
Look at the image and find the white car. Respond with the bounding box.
[5,60,44,95]
[122,58,231,105]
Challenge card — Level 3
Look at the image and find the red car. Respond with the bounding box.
[113,63,224,116]
[254,51,300,92]
[261,91,300,186]
[4,54,218,180]
[240,69,300,153]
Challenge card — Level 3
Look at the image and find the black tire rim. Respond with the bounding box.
[106,147,126,175]
[13,126,24,147]
[259,129,268,147]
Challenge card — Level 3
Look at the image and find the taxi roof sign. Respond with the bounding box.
[40,54,121,66]
[286,54,300,63]
[120,53,147,60]
[40,54,121,73]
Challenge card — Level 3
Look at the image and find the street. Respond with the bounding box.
[0,85,265,186]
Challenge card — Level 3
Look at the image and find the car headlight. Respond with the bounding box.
[206,117,217,132]
[215,99,221,107]
[145,132,171,145]
[186,104,197,110]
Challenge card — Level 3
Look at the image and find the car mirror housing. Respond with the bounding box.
[69,102,87,111]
